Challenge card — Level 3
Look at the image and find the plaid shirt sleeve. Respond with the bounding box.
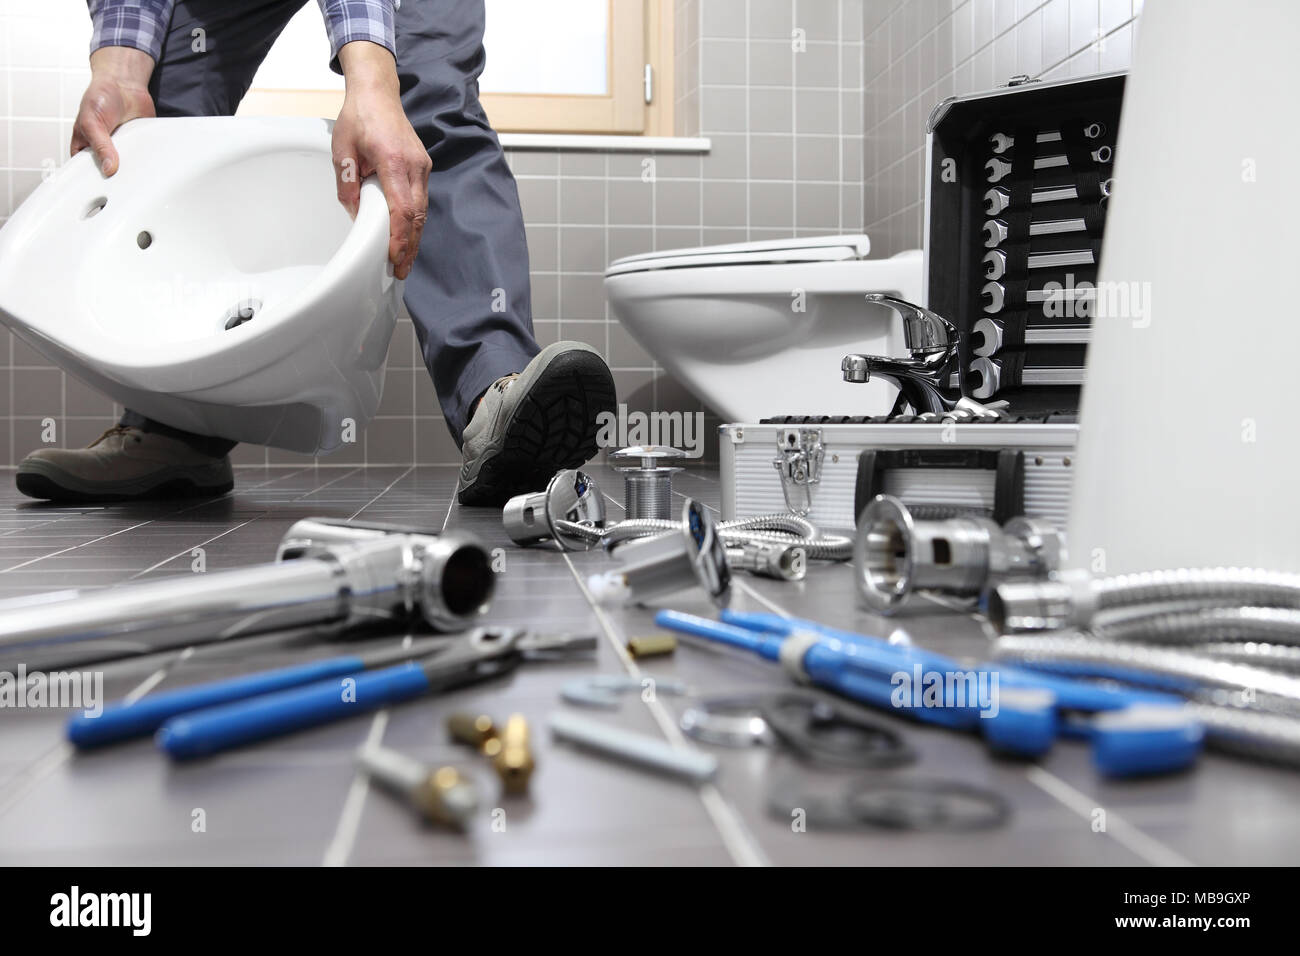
[87,2,398,72]
[316,0,398,73]
[87,1,177,62]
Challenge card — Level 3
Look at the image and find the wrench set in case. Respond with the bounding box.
[720,75,1126,530]
[930,71,1125,411]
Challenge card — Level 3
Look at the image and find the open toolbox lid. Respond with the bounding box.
[924,71,1127,414]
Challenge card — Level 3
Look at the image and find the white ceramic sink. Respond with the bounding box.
[0,116,400,454]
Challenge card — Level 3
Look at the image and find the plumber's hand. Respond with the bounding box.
[335,42,431,280]
[71,47,156,176]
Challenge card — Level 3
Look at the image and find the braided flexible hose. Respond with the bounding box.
[992,567,1300,633]
[1094,606,1300,647]
[1193,642,1300,672]
[1094,568,1300,614]
[1184,704,1300,767]
[993,633,1300,714]
[552,513,853,561]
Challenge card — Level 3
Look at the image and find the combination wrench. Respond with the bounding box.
[952,359,1084,399]
[971,317,1090,357]
[981,281,1096,315]
[986,146,1112,184]
[983,248,1094,281]
[984,217,1094,248]
[984,179,1113,215]
[988,123,1106,155]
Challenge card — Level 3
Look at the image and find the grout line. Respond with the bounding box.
[322,710,391,867]
[322,471,448,867]
[1026,766,1195,868]
[128,516,263,579]
[346,466,414,522]
[559,551,771,867]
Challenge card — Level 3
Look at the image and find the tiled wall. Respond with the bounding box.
[863,0,1142,255]
[0,0,865,467]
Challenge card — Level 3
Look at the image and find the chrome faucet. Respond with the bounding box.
[842,294,984,417]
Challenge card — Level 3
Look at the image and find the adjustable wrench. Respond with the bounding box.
[986,146,1112,183]
[988,123,1105,155]
[981,280,1096,315]
[972,317,1090,357]
[982,248,1094,281]
[984,217,1088,248]
[984,178,1113,215]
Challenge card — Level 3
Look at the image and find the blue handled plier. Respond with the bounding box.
[68,627,596,758]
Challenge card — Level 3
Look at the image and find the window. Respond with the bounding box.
[238,0,674,136]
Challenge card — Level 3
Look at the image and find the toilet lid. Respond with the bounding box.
[604,234,871,276]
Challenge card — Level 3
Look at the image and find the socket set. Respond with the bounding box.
[926,72,1126,413]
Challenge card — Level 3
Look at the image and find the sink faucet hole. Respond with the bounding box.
[136,231,153,250]
[83,197,108,219]
[223,299,262,331]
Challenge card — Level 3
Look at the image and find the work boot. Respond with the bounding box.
[16,425,234,502]
[457,341,616,506]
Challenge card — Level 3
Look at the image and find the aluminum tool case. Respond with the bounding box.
[720,416,1078,533]
[721,75,1121,530]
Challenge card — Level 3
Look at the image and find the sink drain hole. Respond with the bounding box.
[223,299,262,331]
[136,230,153,249]
[83,197,107,219]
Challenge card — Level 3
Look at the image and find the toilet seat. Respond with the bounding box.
[605,235,872,276]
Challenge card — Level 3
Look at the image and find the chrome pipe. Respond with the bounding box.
[0,521,494,671]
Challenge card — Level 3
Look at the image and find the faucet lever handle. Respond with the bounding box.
[864,294,955,356]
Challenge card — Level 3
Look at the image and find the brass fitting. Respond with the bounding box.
[494,714,535,795]
[627,634,678,659]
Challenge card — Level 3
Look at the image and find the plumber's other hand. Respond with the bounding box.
[335,42,431,280]
[71,47,156,177]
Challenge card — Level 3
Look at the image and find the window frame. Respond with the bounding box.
[238,0,674,137]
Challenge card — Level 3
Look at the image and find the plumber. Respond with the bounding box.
[14,0,616,507]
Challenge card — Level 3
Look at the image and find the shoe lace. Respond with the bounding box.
[492,373,519,394]
[91,425,143,447]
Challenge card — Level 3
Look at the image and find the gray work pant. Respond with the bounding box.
[119,0,539,455]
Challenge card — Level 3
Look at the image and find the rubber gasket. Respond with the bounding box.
[844,777,1012,831]
[767,776,1012,832]
[760,693,916,769]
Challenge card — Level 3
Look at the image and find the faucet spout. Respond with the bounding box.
[843,295,983,417]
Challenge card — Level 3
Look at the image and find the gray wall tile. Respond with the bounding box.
[0,0,869,466]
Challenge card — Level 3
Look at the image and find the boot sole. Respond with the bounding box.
[457,348,617,507]
[15,461,234,503]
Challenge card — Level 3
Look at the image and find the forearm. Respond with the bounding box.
[87,0,176,64]
[89,46,155,88]
[317,0,398,74]
[338,40,400,96]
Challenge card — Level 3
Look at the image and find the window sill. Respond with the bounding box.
[498,133,711,153]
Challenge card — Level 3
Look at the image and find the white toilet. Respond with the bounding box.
[604,236,924,422]
[0,116,400,454]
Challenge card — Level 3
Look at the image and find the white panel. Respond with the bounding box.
[480,0,609,95]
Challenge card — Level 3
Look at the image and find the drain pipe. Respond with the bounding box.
[0,518,495,672]
[854,494,1063,614]
[610,445,685,520]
